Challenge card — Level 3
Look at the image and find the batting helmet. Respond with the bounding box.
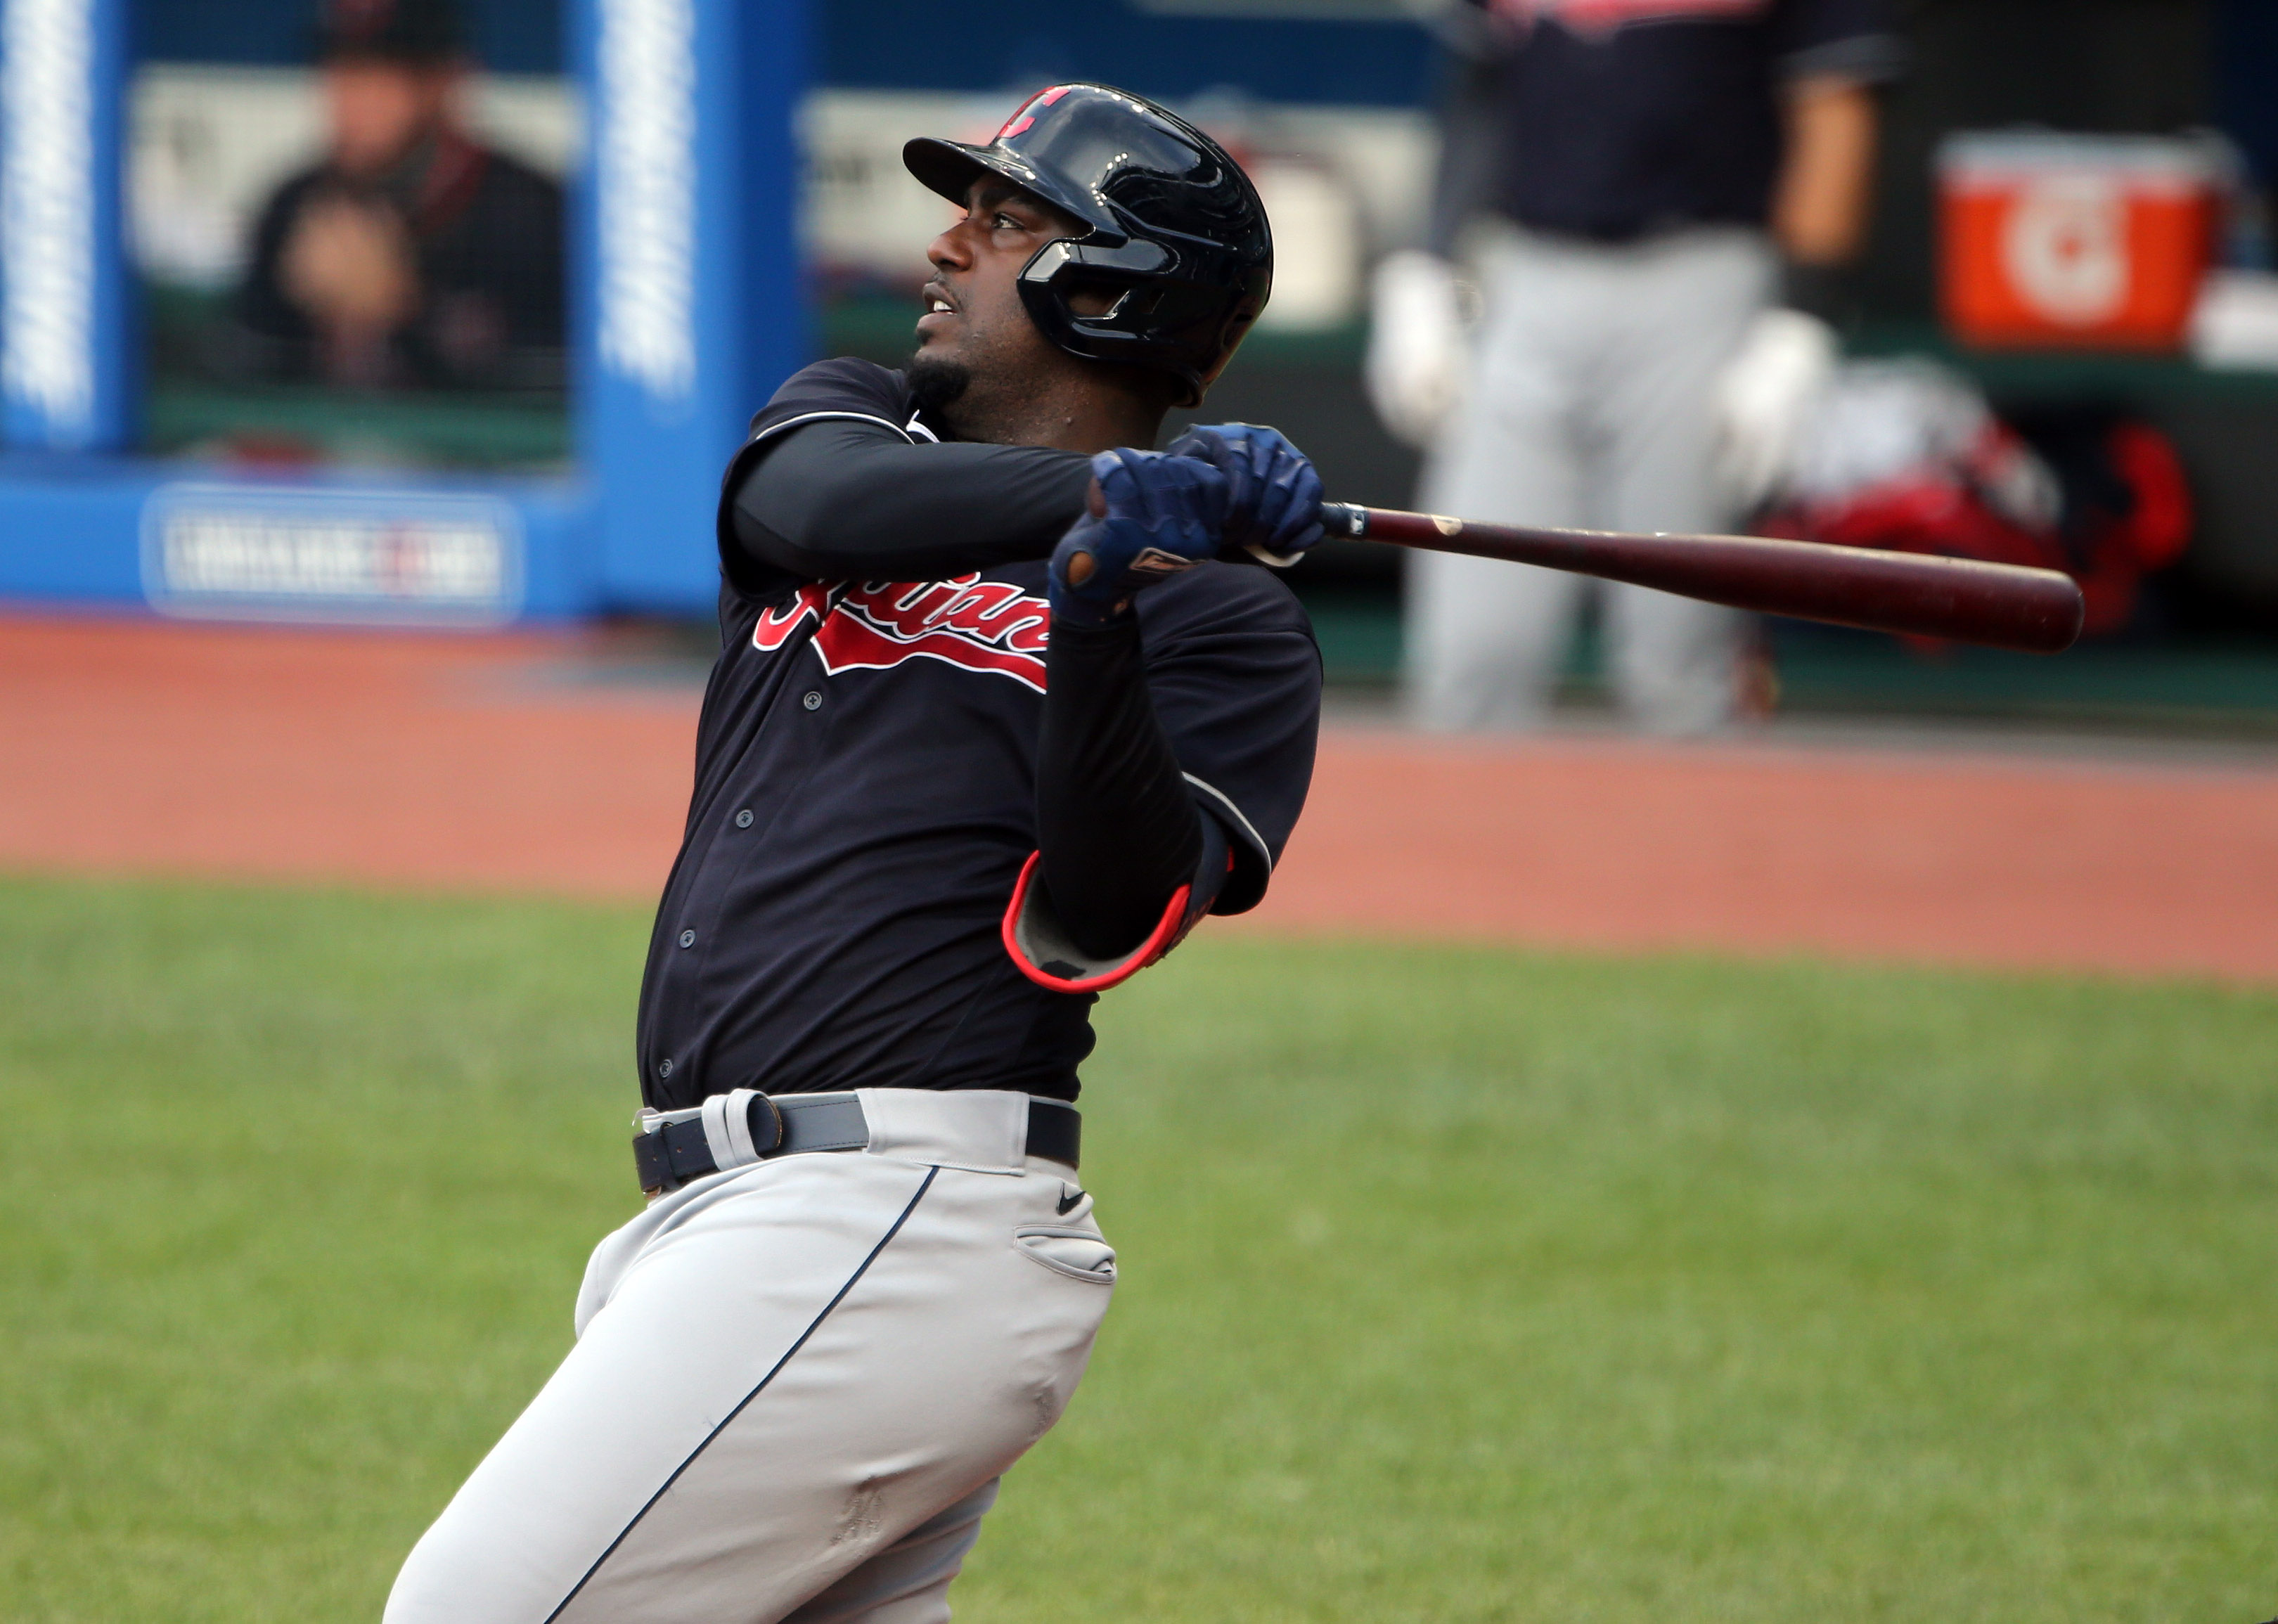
[903,84,1273,408]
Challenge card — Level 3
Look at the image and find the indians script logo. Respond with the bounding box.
[754,576,1050,692]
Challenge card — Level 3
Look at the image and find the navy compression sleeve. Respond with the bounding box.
[1036,614,1211,961]
[731,417,1093,581]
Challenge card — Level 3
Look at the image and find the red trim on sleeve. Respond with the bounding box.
[1000,851,1192,993]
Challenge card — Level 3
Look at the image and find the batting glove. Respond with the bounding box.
[1166,423,1325,566]
[1365,250,1465,450]
[1049,447,1232,629]
[1709,307,1839,513]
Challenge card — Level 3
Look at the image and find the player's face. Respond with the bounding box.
[323,60,457,178]
[916,181,1088,382]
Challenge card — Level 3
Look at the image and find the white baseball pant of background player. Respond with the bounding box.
[384,1089,1114,1624]
[1408,224,1775,735]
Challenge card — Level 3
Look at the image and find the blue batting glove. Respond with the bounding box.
[1050,448,1231,628]
[1165,423,1325,564]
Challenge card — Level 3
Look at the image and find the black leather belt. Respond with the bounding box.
[633,1090,1079,1196]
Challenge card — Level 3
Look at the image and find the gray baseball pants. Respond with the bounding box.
[383,1089,1114,1624]
[1408,225,1775,734]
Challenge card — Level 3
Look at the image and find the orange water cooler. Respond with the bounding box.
[1938,132,2219,352]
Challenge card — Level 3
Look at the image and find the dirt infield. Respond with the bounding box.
[4,612,2274,981]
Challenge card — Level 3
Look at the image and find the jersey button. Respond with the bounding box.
[734,808,754,829]
[678,929,697,948]
[657,1057,674,1078]
[802,690,823,711]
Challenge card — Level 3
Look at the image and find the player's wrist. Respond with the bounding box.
[1048,515,1137,628]
[1047,589,1135,630]
[1045,596,1145,642]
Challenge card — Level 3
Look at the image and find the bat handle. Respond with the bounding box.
[1318,502,1370,540]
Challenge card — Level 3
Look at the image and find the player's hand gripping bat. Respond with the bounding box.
[1314,503,2085,655]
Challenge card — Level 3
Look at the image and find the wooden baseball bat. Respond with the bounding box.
[1317,503,2085,655]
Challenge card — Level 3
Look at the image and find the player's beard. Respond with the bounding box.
[906,354,971,415]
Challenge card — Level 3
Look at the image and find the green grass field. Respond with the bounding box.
[1,875,2272,1623]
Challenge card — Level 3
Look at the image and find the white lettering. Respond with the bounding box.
[2,0,97,437]
[596,0,697,402]
[155,509,507,604]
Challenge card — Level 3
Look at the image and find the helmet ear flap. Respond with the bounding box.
[1018,237,1261,406]
[1015,238,1102,359]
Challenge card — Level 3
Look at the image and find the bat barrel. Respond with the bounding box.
[1319,503,2085,655]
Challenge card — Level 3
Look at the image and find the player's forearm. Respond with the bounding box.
[1772,76,1877,266]
[732,418,1093,581]
[1036,615,1208,961]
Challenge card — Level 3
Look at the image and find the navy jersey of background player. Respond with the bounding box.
[634,358,1321,1111]
[1469,0,1902,241]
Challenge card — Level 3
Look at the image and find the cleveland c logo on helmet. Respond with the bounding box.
[903,82,1274,408]
[993,84,1073,143]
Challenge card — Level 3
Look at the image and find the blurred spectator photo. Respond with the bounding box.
[229,0,565,392]
[1372,0,1901,733]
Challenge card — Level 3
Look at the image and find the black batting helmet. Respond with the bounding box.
[903,83,1273,408]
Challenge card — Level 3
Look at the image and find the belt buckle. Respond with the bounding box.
[746,1090,785,1157]
[633,1104,702,1196]
[632,1093,785,1197]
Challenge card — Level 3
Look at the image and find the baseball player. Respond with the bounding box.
[1370,0,1901,733]
[383,84,1324,1624]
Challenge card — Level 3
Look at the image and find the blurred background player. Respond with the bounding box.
[1371,0,1902,733]
[230,0,565,391]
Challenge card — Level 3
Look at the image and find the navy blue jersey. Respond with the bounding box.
[1472,0,1902,242]
[633,359,1322,1109]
